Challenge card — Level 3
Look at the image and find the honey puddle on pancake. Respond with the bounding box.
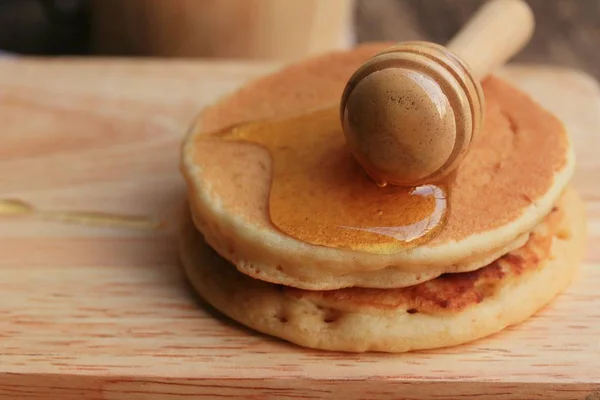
[210,105,448,251]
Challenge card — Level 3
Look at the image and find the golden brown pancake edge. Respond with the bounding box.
[179,187,586,353]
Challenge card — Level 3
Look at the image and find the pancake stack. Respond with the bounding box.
[179,43,587,353]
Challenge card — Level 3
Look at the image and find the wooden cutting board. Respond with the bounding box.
[0,59,598,400]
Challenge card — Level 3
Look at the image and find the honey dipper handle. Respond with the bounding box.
[446,0,534,80]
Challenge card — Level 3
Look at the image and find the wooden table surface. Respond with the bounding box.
[0,58,599,399]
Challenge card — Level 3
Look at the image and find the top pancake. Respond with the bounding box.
[181,42,574,290]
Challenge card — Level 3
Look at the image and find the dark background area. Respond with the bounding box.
[0,0,598,78]
[356,0,600,79]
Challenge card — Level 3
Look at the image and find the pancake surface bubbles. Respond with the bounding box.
[181,43,574,290]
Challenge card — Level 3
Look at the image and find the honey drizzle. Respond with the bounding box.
[211,105,448,252]
[0,198,163,231]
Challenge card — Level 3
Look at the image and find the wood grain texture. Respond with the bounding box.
[0,59,599,399]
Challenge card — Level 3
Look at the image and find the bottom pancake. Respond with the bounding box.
[179,187,586,353]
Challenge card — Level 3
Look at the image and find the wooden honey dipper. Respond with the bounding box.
[340,0,535,187]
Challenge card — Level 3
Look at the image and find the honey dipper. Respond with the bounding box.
[341,0,535,187]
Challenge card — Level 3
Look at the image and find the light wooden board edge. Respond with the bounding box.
[0,58,599,400]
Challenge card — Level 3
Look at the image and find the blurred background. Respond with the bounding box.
[0,0,598,78]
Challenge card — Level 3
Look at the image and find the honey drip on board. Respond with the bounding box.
[0,198,163,231]
[214,105,448,252]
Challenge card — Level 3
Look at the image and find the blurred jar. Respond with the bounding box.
[90,0,355,60]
